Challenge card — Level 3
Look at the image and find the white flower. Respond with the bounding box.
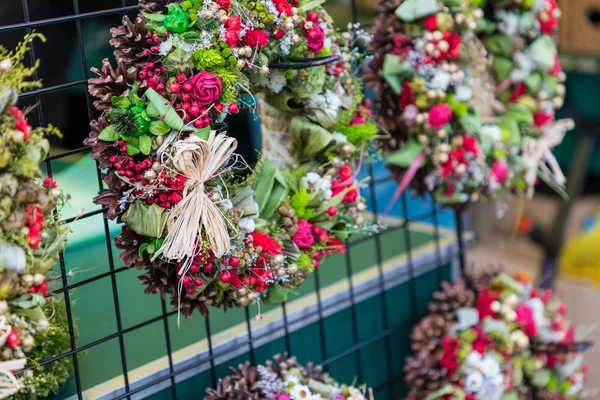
[465,371,484,393]
[455,85,473,102]
[305,172,321,185]
[285,374,300,385]
[480,355,501,377]
[304,172,332,200]
[481,125,502,142]
[466,351,483,368]
[511,53,536,82]
[159,35,174,55]
[429,70,452,91]
[496,10,521,36]
[265,70,287,94]
[289,384,313,400]
[239,218,256,233]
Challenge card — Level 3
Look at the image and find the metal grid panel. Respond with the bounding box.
[0,1,467,398]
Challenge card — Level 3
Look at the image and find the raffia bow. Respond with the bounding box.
[152,131,237,264]
[0,316,26,399]
[522,118,574,198]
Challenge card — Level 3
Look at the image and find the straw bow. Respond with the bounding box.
[152,131,238,265]
[522,118,573,198]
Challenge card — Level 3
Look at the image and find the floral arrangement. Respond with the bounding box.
[366,0,573,205]
[204,353,371,400]
[0,33,71,397]
[404,270,591,400]
[86,0,377,319]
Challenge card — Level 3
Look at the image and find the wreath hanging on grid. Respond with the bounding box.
[0,34,74,398]
[404,269,592,400]
[86,0,377,319]
[366,0,573,207]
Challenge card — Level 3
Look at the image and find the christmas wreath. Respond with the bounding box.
[366,0,572,205]
[404,270,592,400]
[204,353,372,400]
[85,0,377,319]
[0,34,71,397]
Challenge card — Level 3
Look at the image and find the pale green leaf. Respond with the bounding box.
[98,125,120,141]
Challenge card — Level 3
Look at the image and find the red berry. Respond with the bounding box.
[120,145,128,153]
[170,192,182,203]
[182,93,192,102]
[146,62,155,69]
[182,82,193,93]
[190,265,200,274]
[182,276,191,287]
[189,106,200,117]
[307,11,319,22]
[214,103,224,112]
[228,103,239,114]
[186,286,196,296]
[229,256,240,267]
[194,278,204,287]
[169,82,180,94]
[204,263,214,274]
[176,74,186,83]
[150,46,159,53]
[219,271,232,283]
[109,155,118,163]
[338,165,353,180]
[193,119,205,129]
[327,206,338,216]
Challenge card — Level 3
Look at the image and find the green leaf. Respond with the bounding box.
[499,116,521,147]
[9,294,46,310]
[531,369,552,388]
[500,391,519,400]
[460,113,482,134]
[192,126,211,140]
[290,117,333,161]
[139,135,153,155]
[111,95,131,111]
[507,103,534,128]
[298,0,327,12]
[387,140,425,167]
[98,125,120,141]
[142,12,165,22]
[252,160,288,220]
[382,55,414,95]
[485,35,513,57]
[149,120,171,136]
[125,137,141,156]
[262,285,292,306]
[145,88,184,130]
[395,0,439,22]
[121,201,168,238]
[528,35,557,70]
[493,57,514,82]
[146,102,160,118]
[524,73,542,94]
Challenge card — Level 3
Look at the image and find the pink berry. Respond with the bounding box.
[194,278,204,287]
[327,206,338,216]
[182,93,191,102]
[169,82,180,93]
[228,103,239,114]
[307,11,319,22]
[186,286,196,296]
[182,82,193,93]
[176,74,186,83]
[214,103,224,113]
[193,119,205,129]
[189,106,200,117]
[229,256,240,268]
[204,263,214,274]
[190,265,200,274]
[220,271,232,283]
[182,276,191,287]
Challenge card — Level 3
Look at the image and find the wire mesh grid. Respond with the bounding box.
[0,1,467,399]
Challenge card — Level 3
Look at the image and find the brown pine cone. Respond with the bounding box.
[410,315,450,359]
[404,350,450,400]
[139,0,173,13]
[204,361,260,400]
[93,171,129,220]
[84,116,118,169]
[463,266,504,294]
[110,15,153,68]
[88,58,138,113]
[114,226,147,269]
[429,281,476,321]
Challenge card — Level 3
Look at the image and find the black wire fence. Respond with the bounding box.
[0,0,467,399]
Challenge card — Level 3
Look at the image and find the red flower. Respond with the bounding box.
[43,177,58,188]
[424,14,437,31]
[440,337,460,376]
[477,288,499,320]
[225,16,242,30]
[327,237,346,254]
[338,165,353,180]
[250,232,283,255]
[7,329,20,350]
[216,0,231,8]
[428,104,452,128]
[509,82,527,103]
[462,136,480,155]
[242,28,270,47]
[292,220,315,249]
[491,160,509,182]
[538,0,559,34]
[224,29,239,46]
[343,188,358,204]
[274,28,285,40]
[188,71,222,106]
[272,0,293,16]
[515,304,538,338]
[472,326,492,355]
[392,34,412,54]
[312,225,329,243]
[399,81,414,108]
[534,112,554,128]
[304,24,325,53]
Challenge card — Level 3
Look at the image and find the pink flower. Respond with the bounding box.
[534,112,554,128]
[350,114,366,125]
[515,304,538,338]
[189,72,222,106]
[428,103,452,128]
[272,393,291,400]
[305,24,325,53]
[491,160,509,182]
[312,225,328,243]
[242,28,270,47]
[293,220,315,249]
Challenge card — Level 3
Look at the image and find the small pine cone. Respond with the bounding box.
[93,171,129,220]
[404,350,450,400]
[110,15,152,68]
[410,315,450,359]
[139,0,172,13]
[204,361,260,400]
[88,58,138,113]
[463,266,504,294]
[138,267,171,299]
[84,116,119,169]
[114,226,146,269]
[429,281,476,321]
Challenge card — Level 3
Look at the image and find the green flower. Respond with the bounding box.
[193,49,226,71]
[164,4,190,34]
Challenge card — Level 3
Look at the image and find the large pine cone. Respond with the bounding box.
[204,362,260,400]
[110,15,152,68]
[429,281,476,321]
[410,315,451,359]
[463,266,504,294]
[404,350,450,400]
[139,0,173,13]
[93,171,128,220]
[84,116,118,169]
[88,59,138,113]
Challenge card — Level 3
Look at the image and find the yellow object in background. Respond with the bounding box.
[559,211,600,284]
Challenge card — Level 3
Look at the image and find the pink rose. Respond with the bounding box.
[428,103,453,128]
[305,24,325,53]
[189,72,222,106]
[292,220,315,249]
[490,160,508,182]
